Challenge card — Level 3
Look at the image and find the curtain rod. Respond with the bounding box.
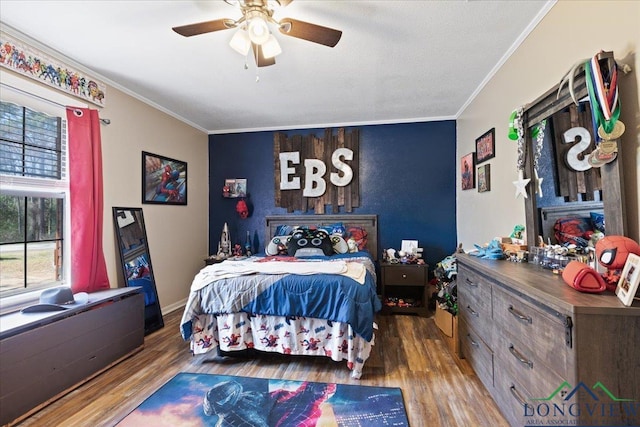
[0,82,111,125]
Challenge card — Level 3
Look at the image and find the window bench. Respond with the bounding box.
[0,287,144,426]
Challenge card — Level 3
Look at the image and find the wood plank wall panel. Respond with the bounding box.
[274,128,360,213]
[550,104,602,201]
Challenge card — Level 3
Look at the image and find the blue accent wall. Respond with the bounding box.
[208,121,457,268]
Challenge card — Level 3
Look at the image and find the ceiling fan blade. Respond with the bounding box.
[252,43,276,67]
[172,19,232,37]
[278,18,342,47]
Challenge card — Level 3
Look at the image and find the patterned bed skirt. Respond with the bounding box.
[189,312,375,379]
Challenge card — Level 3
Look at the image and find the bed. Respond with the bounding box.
[180,215,380,379]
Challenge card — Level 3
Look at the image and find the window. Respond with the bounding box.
[0,100,69,298]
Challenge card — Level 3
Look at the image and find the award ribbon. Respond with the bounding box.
[585,54,624,139]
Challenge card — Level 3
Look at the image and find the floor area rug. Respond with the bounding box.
[117,372,409,426]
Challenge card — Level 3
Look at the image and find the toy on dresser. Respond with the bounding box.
[562,235,640,294]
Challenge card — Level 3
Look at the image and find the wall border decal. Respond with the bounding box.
[0,31,107,106]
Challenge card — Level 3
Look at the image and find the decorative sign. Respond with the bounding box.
[274,128,360,214]
[551,103,602,201]
[563,127,593,171]
[0,31,107,106]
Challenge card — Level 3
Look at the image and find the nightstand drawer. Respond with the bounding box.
[383,265,426,285]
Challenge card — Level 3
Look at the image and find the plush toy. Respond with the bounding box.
[347,237,358,253]
[596,235,640,292]
[235,199,249,219]
[287,227,333,257]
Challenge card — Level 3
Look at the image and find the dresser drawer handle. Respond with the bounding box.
[466,305,479,317]
[465,277,478,287]
[509,344,533,369]
[402,274,407,279]
[466,334,479,348]
[509,384,532,412]
[508,305,532,324]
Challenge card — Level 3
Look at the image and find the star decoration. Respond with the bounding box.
[513,170,531,198]
[534,169,543,197]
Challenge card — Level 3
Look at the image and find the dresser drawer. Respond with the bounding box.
[458,265,492,342]
[492,285,572,378]
[459,318,493,388]
[494,331,565,401]
[383,265,426,285]
[493,363,539,427]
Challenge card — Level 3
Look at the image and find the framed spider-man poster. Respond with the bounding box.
[142,151,187,205]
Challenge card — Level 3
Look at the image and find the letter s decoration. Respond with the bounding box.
[563,127,592,172]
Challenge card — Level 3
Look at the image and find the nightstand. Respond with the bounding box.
[380,262,429,316]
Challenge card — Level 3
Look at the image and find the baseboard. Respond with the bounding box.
[161,298,187,315]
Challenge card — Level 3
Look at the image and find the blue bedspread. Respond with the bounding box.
[181,252,381,342]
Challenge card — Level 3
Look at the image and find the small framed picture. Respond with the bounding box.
[616,253,640,306]
[478,164,491,193]
[142,151,187,205]
[223,178,247,198]
[461,152,475,190]
[475,128,495,164]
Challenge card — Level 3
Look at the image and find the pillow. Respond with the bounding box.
[319,222,346,237]
[274,224,299,237]
[265,236,290,256]
[345,226,368,251]
[331,234,349,254]
[590,212,605,234]
[287,228,333,257]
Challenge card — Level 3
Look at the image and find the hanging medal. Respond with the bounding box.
[585,52,623,165]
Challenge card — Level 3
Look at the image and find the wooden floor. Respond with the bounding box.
[16,309,509,427]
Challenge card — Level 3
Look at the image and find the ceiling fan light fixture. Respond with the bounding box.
[247,14,270,45]
[229,28,251,55]
[261,34,282,59]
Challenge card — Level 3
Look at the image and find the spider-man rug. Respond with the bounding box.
[116,372,409,426]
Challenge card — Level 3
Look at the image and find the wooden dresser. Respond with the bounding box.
[457,254,640,427]
[0,287,145,426]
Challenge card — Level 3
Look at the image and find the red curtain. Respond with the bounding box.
[66,107,110,293]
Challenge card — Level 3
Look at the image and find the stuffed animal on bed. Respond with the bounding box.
[287,227,334,257]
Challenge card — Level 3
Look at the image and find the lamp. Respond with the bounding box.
[247,12,270,45]
[261,34,282,58]
[229,28,251,55]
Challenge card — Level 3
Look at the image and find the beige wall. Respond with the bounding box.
[457,1,640,248]
[100,87,209,313]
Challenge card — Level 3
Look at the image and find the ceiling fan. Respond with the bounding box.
[172,0,342,67]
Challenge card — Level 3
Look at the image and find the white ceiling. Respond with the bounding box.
[0,1,551,134]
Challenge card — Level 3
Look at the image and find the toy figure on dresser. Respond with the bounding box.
[562,235,640,294]
[595,235,640,291]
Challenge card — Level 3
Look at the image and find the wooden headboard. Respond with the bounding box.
[539,202,603,245]
[265,215,379,260]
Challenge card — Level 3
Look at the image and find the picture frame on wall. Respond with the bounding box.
[142,151,187,205]
[223,178,247,198]
[478,164,491,193]
[616,253,640,306]
[475,128,495,164]
[461,152,475,190]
